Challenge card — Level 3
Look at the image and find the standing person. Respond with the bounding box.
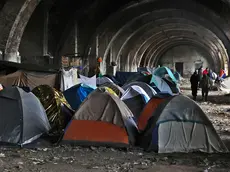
[190,70,199,101]
[200,74,211,101]
[197,66,203,88]
[203,67,209,75]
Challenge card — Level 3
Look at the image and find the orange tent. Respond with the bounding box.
[62,88,138,147]
[138,97,166,131]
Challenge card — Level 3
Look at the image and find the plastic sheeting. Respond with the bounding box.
[80,75,97,89]
[0,87,50,146]
[140,95,228,153]
[0,70,57,89]
[32,85,72,133]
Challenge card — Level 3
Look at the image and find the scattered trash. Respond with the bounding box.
[137,152,143,156]
[90,146,97,151]
[30,158,45,165]
[92,166,99,169]
[0,153,5,158]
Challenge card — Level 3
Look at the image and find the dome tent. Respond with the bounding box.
[100,82,124,97]
[139,95,228,153]
[121,86,150,121]
[62,88,138,147]
[0,87,50,146]
[122,81,157,98]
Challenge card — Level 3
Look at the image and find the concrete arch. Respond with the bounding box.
[145,39,222,71]
[87,0,230,61]
[141,36,220,67]
[150,42,219,68]
[93,7,230,73]
[141,31,223,65]
[115,23,225,71]
[120,25,223,71]
[0,0,41,61]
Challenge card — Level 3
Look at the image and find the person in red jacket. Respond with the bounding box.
[203,67,209,75]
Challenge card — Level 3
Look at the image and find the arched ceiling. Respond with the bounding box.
[0,0,230,73]
[85,0,230,73]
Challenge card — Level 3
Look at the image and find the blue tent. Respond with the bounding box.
[153,67,177,83]
[173,71,181,81]
[162,78,180,94]
[63,84,95,110]
[150,75,173,95]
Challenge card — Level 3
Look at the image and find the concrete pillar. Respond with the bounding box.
[96,35,99,58]
[74,20,79,55]
[43,1,48,56]
[1,0,41,62]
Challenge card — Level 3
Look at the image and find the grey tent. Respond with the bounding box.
[100,82,125,97]
[62,88,138,147]
[122,81,157,98]
[139,95,228,153]
[0,87,51,146]
[96,76,113,86]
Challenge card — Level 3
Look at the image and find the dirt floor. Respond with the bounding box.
[1,80,230,172]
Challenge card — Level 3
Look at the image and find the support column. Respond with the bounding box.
[96,35,99,58]
[74,20,79,55]
[43,1,48,56]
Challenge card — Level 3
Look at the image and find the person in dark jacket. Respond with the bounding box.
[197,66,203,88]
[200,74,212,101]
[190,70,199,101]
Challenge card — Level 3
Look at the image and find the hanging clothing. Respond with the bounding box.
[72,68,79,85]
[60,68,74,91]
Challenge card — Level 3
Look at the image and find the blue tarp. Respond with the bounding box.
[63,84,95,110]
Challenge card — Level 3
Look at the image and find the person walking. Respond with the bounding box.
[197,66,203,88]
[200,74,212,101]
[190,70,199,101]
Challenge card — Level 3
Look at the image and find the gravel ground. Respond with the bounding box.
[1,80,230,172]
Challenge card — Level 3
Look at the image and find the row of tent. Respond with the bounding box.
[0,85,227,153]
[0,64,228,153]
[0,63,180,94]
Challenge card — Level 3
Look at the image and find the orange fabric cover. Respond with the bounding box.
[138,98,165,130]
[63,120,129,144]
